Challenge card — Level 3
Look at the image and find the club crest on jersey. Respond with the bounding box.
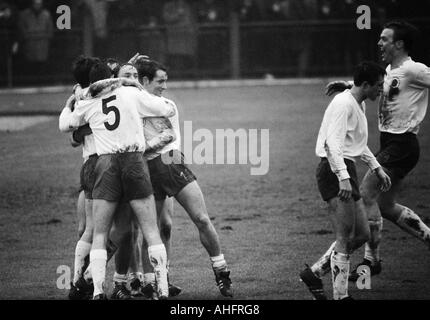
[390,77,400,89]
[388,77,400,100]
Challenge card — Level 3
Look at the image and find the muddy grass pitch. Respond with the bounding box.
[0,84,429,300]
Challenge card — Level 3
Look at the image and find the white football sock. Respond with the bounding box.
[90,249,107,297]
[210,254,226,269]
[396,205,430,246]
[143,272,155,286]
[73,240,91,284]
[148,244,168,297]
[311,241,335,278]
[330,251,350,300]
[364,218,383,264]
[113,272,128,284]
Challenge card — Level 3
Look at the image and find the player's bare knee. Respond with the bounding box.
[192,214,212,230]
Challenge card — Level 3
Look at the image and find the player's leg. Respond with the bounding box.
[124,152,168,298]
[306,200,369,283]
[69,156,97,292]
[349,169,385,281]
[69,156,98,299]
[129,195,168,298]
[175,181,232,297]
[158,198,173,266]
[140,198,181,298]
[301,158,359,300]
[378,178,430,247]
[76,190,86,238]
[90,199,117,299]
[158,197,182,296]
[329,197,356,300]
[176,182,221,256]
[69,197,94,300]
[110,204,133,300]
[127,216,144,297]
[89,154,123,299]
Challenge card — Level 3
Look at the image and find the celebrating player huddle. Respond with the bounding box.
[57,19,430,300]
[59,56,233,300]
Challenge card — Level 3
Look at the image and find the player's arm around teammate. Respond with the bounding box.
[134,59,233,298]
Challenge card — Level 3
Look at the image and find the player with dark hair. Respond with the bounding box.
[323,21,430,282]
[60,61,178,299]
[134,58,233,298]
[300,61,391,300]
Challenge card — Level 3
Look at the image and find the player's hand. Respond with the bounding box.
[375,167,391,192]
[65,94,76,111]
[338,178,352,201]
[128,52,150,65]
[73,84,85,101]
[325,81,350,96]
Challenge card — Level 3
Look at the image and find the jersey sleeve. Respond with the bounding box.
[59,100,89,132]
[136,90,176,118]
[410,65,430,89]
[324,101,350,181]
[360,146,381,171]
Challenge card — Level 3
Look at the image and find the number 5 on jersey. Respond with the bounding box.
[102,95,120,131]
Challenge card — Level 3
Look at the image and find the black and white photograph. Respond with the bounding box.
[0,0,429,307]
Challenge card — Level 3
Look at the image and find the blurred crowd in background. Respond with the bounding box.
[0,0,429,86]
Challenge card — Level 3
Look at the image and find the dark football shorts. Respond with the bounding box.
[79,154,98,200]
[376,132,420,179]
[147,150,197,201]
[92,152,153,201]
[316,157,361,202]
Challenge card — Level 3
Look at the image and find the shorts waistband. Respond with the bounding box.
[320,157,354,164]
[380,131,417,139]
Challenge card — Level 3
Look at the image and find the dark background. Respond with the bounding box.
[0,0,429,86]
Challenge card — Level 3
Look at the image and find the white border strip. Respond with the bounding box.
[0,77,348,95]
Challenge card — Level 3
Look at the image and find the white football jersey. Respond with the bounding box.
[68,86,175,155]
[143,97,181,160]
[379,58,430,134]
[316,90,380,181]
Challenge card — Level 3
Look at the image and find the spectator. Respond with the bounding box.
[162,0,197,74]
[238,0,262,22]
[197,0,227,23]
[266,0,290,20]
[0,0,18,85]
[17,0,53,64]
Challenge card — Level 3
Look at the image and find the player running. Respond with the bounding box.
[324,21,430,282]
